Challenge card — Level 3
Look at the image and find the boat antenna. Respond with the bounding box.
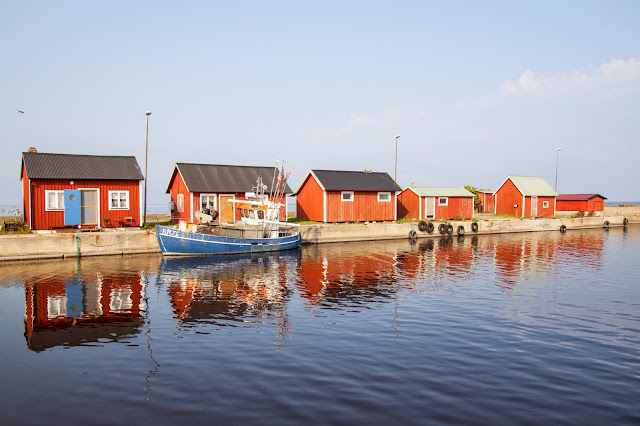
[269,160,279,201]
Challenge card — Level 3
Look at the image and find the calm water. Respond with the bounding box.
[1,227,639,424]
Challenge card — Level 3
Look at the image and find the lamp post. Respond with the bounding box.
[555,147,562,192]
[143,111,152,226]
[394,135,400,182]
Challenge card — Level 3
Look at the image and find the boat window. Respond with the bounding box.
[258,211,264,220]
[249,210,256,219]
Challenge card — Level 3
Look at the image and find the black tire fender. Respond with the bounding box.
[418,221,428,232]
[438,223,447,234]
[409,229,418,239]
[560,224,567,233]
[623,217,628,226]
[457,225,465,236]
[603,220,610,229]
[446,224,454,235]
[426,222,435,234]
[470,222,479,233]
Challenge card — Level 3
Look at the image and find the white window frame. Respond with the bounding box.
[200,193,217,211]
[341,191,354,202]
[543,200,549,208]
[45,190,65,211]
[438,197,448,206]
[177,194,184,212]
[378,192,391,202]
[108,190,130,210]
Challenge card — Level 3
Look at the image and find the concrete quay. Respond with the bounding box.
[0,215,630,262]
[300,215,628,244]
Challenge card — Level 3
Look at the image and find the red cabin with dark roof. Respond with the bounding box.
[294,170,401,223]
[556,194,606,216]
[165,163,291,224]
[21,150,144,230]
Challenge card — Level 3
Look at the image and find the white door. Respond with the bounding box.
[426,197,435,219]
[531,196,538,217]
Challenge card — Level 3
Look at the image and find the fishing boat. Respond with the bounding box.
[156,165,301,256]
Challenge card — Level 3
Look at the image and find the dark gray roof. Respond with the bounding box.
[310,169,401,191]
[172,163,292,193]
[22,152,143,180]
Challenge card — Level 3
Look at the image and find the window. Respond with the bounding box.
[378,192,391,202]
[543,201,549,208]
[177,194,184,212]
[438,197,448,206]
[258,210,264,220]
[341,191,354,202]
[109,190,129,210]
[45,190,65,211]
[201,194,216,212]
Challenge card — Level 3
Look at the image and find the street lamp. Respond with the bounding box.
[143,111,152,226]
[555,147,562,192]
[394,135,400,182]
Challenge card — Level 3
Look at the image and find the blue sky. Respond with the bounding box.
[2,0,639,206]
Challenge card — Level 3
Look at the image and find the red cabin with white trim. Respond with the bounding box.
[21,150,143,230]
[494,176,557,218]
[397,187,475,220]
[556,194,606,216]
[294,170,401,223]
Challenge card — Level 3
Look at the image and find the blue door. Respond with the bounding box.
[64,189,81,226]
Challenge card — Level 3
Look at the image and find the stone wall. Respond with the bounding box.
[603,206,640,222]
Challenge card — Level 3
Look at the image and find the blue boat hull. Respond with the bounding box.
[155,224,302,256]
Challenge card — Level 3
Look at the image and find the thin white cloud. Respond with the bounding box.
[499,57,640,98]
[316,112,376,136]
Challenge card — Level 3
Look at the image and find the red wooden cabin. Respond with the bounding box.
[556,194,606,216]
[21,149,143,230]
[294,170,401,223]
[165,163,291,224]
[397,187,475,220]
[494,176,557,218]
[477,190,495,213]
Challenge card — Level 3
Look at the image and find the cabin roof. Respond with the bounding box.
[171,163,292,194]
[497,176,558,197]
[298,169,401,193]
[557,194,607,201]
[408,187,475,197]
[21,152,143,180]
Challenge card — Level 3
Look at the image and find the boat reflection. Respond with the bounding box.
[157,251,300,325]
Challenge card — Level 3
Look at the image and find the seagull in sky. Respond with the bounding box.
[17,110,24,114]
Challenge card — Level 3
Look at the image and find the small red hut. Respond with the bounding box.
[556,194,606,216]
[294,169,401,223]
[165,163,291,224]
[21,149,144,230]
[477,190,495,213]
[397,187,475,220]
[494,176,557,218]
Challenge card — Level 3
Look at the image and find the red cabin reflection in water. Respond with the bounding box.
[24,271,145,352]
[297,243,399,305]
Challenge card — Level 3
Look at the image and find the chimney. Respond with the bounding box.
[411,182,414,187]
[28,147,37,153]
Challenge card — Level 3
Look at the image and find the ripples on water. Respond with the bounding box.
[1,227,639,424]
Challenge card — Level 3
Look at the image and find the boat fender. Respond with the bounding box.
[603,221,610,229]
[471,222,479,233]
[409,230,418,239]
[560,225,567,233]
[457,226,465,236]
[418,221,428,232]
[426,222,435,233]
[623,217,628,226]
[438,223,447,234]
[446,224,454,235]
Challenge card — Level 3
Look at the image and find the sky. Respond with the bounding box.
[2,0,639,207]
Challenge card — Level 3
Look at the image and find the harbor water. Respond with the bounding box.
[1,226,639,424]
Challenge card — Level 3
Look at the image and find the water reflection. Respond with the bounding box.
[12,257,161,352]
[3,229,609,351]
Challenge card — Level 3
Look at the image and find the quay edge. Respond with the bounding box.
[0,216,632,261]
